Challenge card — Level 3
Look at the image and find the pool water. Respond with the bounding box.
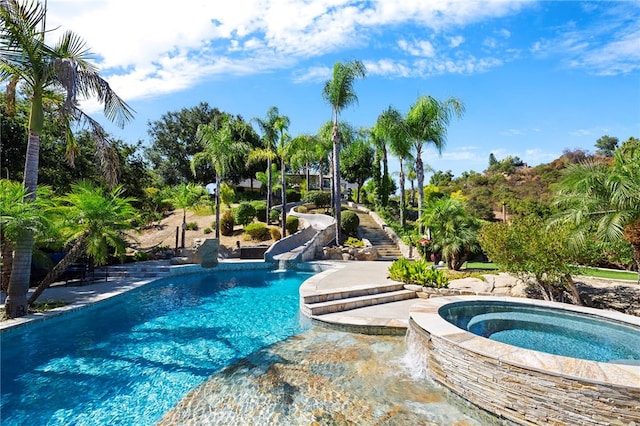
[440,301,640,363]
[0,269,314,426]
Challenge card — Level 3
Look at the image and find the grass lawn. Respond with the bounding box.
[577,267,638,281]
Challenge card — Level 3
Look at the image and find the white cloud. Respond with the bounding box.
[44,0,531,105]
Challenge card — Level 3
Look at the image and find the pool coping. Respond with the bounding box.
[409,295,640,389]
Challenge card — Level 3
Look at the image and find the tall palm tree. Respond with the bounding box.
[322,60,366,244]
[406,96,464,223]
[375,106,412,227]
[193,114,251,238]
[28,180,137,304]
[369,128,391,206]
[252,106,285,224]
[165,182,206,248]
[1,0,134,317]
[418,196,481,271]
[552,141,640,282]
[273,112,291,238]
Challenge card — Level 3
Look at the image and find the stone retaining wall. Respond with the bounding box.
[409,297,640,426]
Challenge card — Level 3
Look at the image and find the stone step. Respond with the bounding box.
[304,289,416,316]
[302,282,406,304]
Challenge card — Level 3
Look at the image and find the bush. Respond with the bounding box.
[235,202,256,226]
[388,258,449,288]
[219,182,235,207]
[269,226,282,241]
[251,200,267,222]
[185,221,198,231]
[203,227,212,234]
[220,210,235,236]
[243,222,270,241]
[296,205,308,213]
[340,210,359,237]
[134,251,149,261]
[286,189,301,203]
[303,190,331,209]
[285,215,299,235]
[269,208,281,223]
[344,237,364,247]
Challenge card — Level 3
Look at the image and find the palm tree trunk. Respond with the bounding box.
[565,275,583,306]
[5,231,34,318]
[215,178,221,239]
[332,123,342,245]
[266,157,272,225]
[415,148,424,222]
[305,161,310,193]
[382,144,389,206]
[6,101,43,317]
[398,157,406,227]
[281,158,287,238]
[28,235,87,305]
[1,234,13,295]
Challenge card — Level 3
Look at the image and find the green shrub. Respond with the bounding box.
[269,226,282,241]
[285,215,299,235]
[185,221,198,231]
[286,189,301,202]
[269,208,281,223]
[388,258,449,288]
[203,227,212,234]
[303,191,331,208]
[243,222,270,241]
[134,251,149,261]
[220,210,235,236]
[251,200,267,222]
[344,237,364,247]
[340,210,360,237]
[296,205,308,213]
[235,202,256,226]
[219,182,235,207]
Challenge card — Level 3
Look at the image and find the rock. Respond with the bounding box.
[192,238,219,268]
[354,247,378,261]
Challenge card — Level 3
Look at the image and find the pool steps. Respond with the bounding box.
[301,283,416,316]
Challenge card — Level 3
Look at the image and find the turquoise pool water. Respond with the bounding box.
[1,269,314,425]
[440,301,640,363]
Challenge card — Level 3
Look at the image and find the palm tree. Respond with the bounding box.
[165,182,206,248]
[1,0,134,317]
[418,196,481,270]
[273,112,291,238]
[374,106,412,227]
[0,179,50,295]
[192,114,251,238]
[289,134,320,193]
[552,141,640,282]
[252,106,286,224]
[322,60,366,244]
[406,96,464,223]
[369,128,391,206]
[28,180,137,304]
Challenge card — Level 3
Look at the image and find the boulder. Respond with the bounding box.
[192,238,220,268]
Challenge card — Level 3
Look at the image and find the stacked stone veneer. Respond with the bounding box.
[410,296,640,426]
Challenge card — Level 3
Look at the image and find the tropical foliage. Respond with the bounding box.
[388,258,449,288]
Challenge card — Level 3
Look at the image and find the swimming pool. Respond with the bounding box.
[0,269,314,425]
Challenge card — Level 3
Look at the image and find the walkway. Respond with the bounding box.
[352,209,403,260]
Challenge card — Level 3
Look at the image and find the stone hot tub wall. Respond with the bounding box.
[409,296,640,426]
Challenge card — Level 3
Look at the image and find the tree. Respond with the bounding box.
[192,114,251,238]
[405,96,464,224]
[251,106,288,225]
[341,138,374,204]
[165,182,206,247]
[273,112,291,238]
[419,197,481,271]
[595,135,619,157]
[289,134,321,193]
[375,106,412,226]
[369,128,391,206]
[1,0,134,318]
[28,181,137,304]
[552,139,640,282]
[322,60,366,244]
[478,216,583,304]
[0,179,49,294]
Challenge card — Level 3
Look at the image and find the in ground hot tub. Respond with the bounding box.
[409,296,640,426]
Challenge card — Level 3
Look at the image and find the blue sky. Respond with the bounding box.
[47,0,639,177]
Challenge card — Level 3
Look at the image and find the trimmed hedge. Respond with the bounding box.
[285,215,299,235]
[235,202,256,226]
[243,222,271,241]
[340,210,359,237]
[220,210,235,236]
